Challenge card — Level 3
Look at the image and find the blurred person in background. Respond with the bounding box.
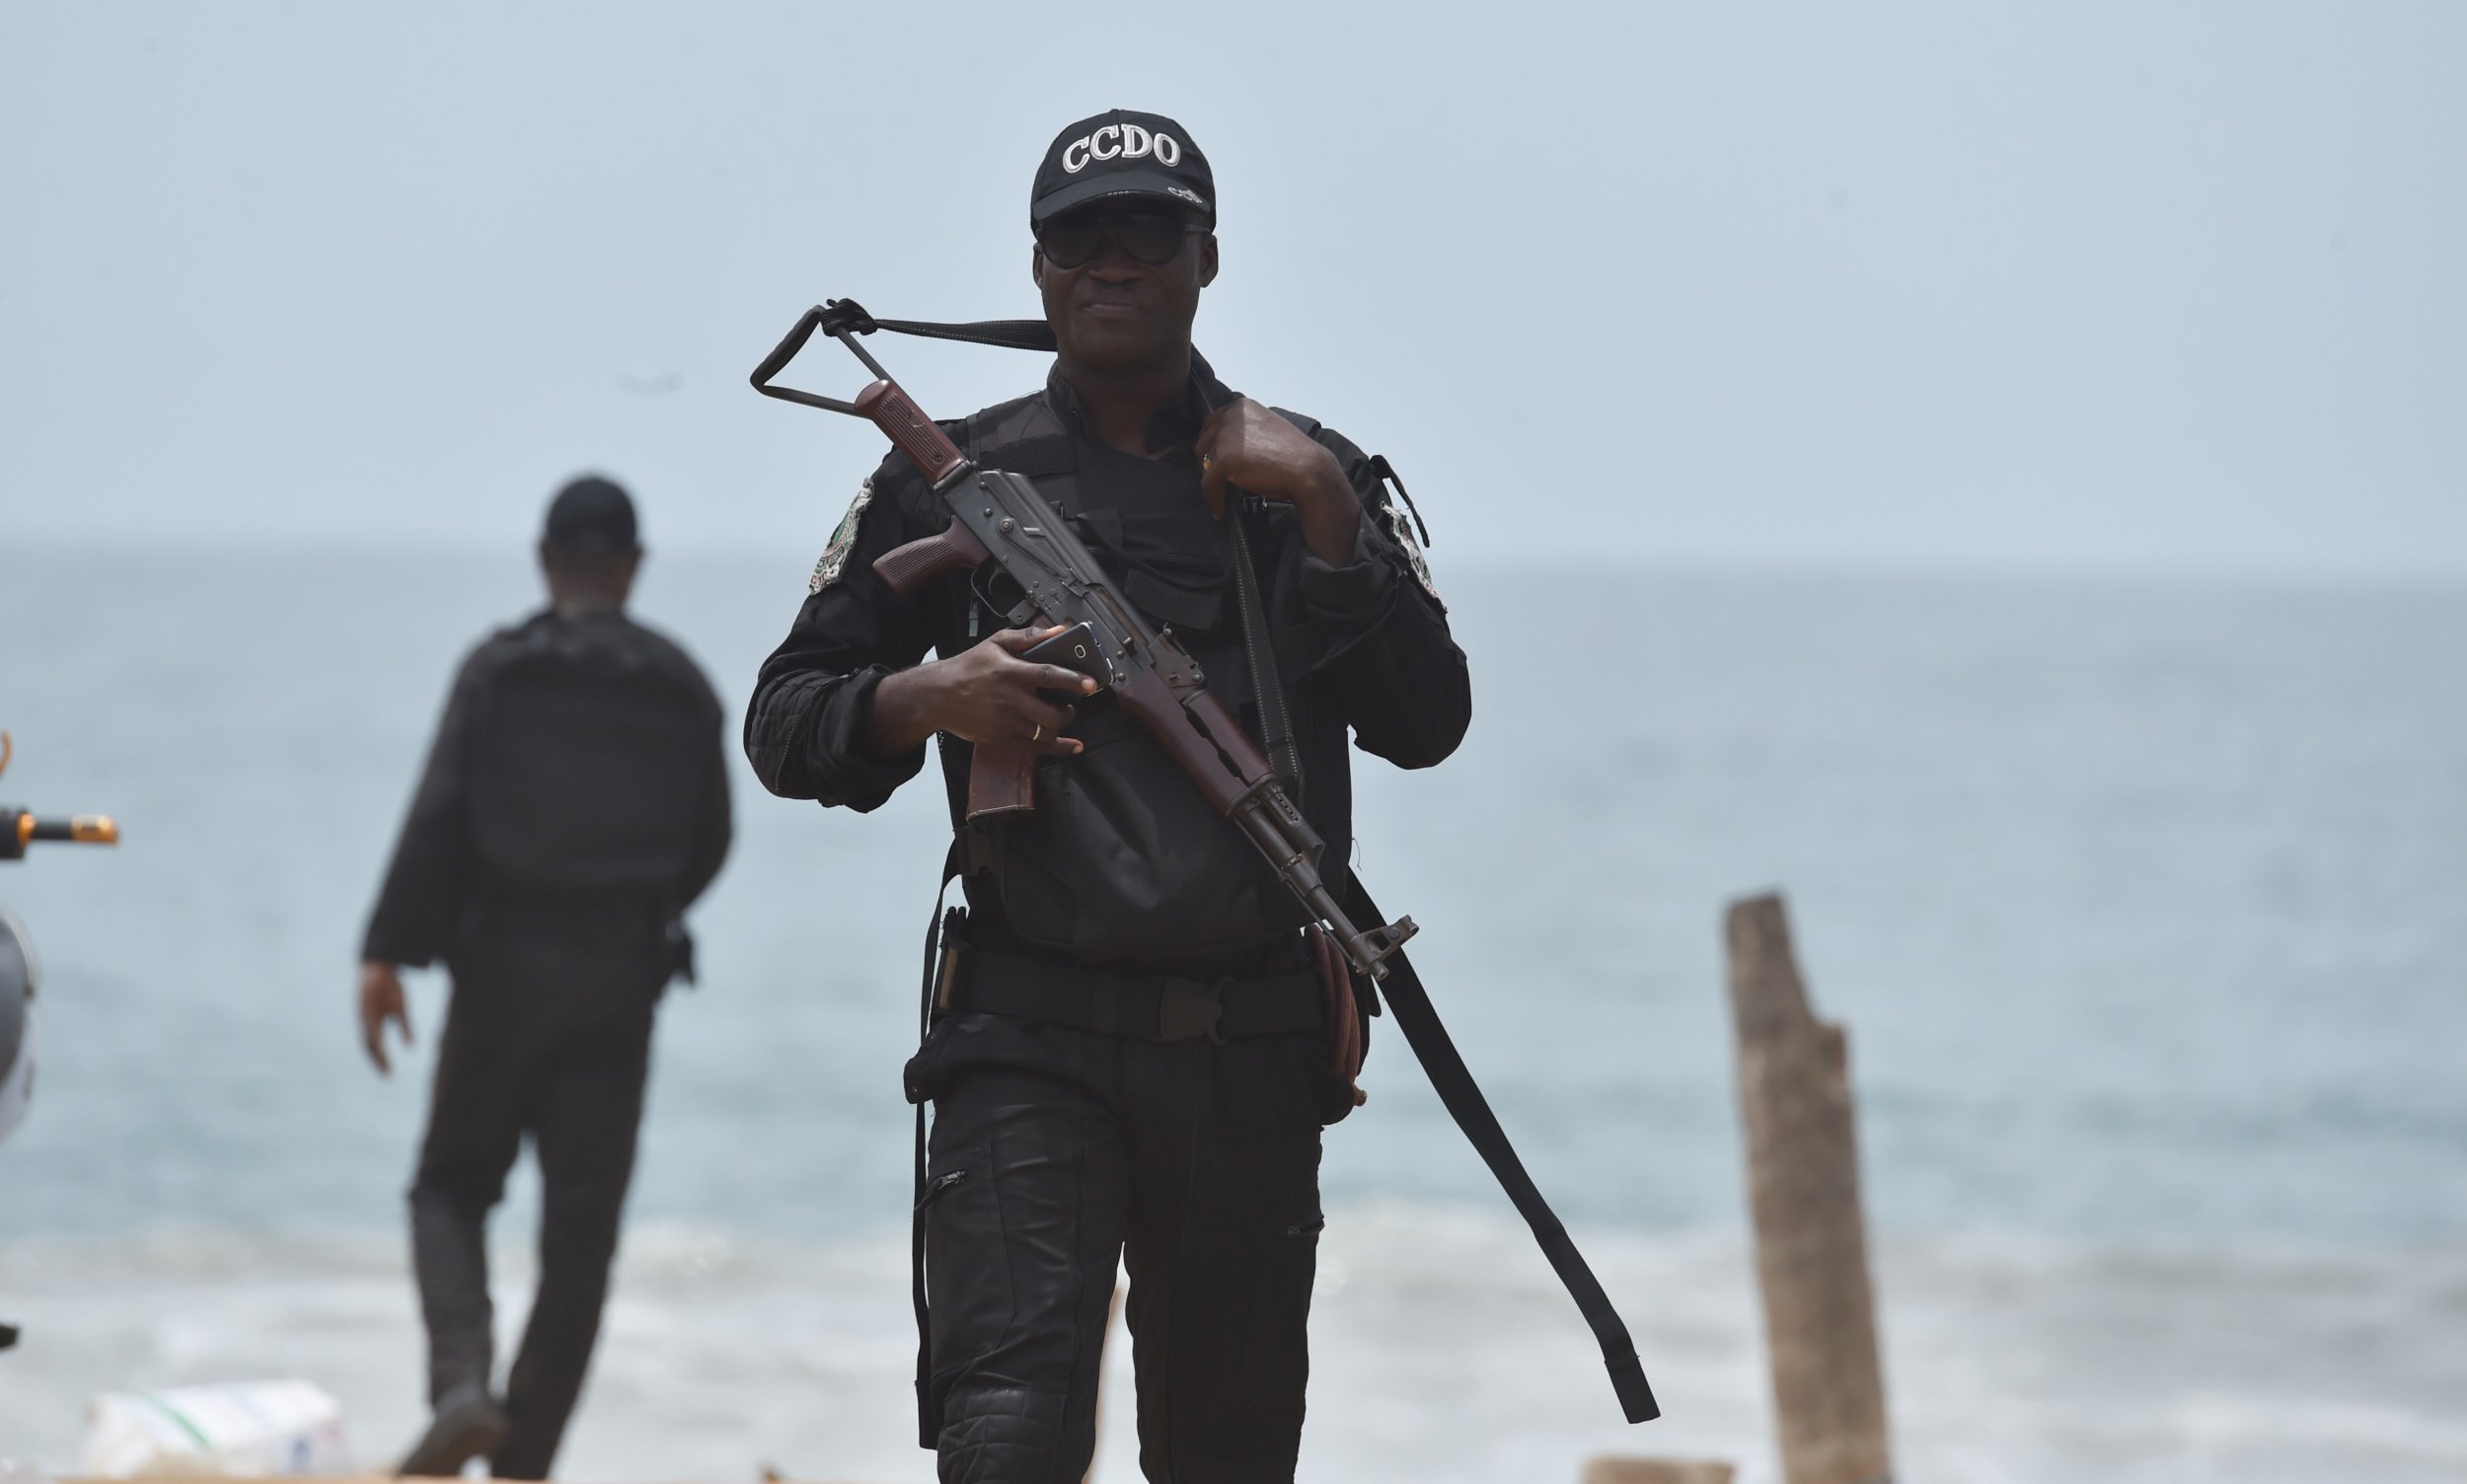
[356,476,733,1478]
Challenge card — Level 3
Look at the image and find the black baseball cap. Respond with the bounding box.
[541,475,638,554]
[1030,110,1214,228]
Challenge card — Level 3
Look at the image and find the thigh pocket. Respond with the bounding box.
[922,1144,1016,1373]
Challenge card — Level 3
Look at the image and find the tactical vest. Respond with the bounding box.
[467,621,712,898]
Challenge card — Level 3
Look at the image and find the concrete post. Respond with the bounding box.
[1726,893,1892,1484]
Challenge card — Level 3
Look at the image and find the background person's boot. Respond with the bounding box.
[396,1381,508,1477]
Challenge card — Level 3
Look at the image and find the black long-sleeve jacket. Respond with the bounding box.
[745,357,1469,965]
[364,607,733,973]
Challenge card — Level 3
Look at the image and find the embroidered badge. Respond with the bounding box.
[809,477,873,593]
[1382,495,1444,610]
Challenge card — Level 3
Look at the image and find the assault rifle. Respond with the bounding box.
[749,302,1418,983]
[751,301,1660,1425]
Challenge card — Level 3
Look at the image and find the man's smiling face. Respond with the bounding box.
[1033,201,1218,376]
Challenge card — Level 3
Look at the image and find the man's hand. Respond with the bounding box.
[358,960,412,1076]
[1196,399,1361,565]
[865,626,1101,759]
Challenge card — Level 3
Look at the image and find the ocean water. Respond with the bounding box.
[2,549,2462,1482]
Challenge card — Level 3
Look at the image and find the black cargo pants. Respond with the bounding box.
[904,999,1343,1484]
[409,903,664,1480]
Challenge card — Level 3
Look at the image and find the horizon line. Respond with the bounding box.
[11,530,2464,595]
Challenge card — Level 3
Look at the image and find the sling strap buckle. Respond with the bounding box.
[1155,977,1228,1045]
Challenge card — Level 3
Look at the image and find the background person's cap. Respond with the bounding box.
[1030,110,1214,228]
[541,475,638,553]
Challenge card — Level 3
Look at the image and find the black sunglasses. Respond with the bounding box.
[1034,206,1204,269]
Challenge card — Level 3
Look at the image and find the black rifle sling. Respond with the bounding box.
[1344,872,1662,1425]
[911,843,966,1447]
[1203,379,1307,802]
[860,306,1656,1426]
[1225,506,1302,798]
[824,301,1059,354]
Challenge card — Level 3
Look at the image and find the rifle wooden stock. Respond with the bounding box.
[854,379,966,486]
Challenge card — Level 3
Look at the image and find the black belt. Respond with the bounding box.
[948,948,1324,1043]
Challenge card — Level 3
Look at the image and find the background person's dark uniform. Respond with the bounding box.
[364,480,732,1478]
[748,345,1468,1480]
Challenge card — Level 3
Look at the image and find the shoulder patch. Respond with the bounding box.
[809,477,873,593]
[1380,493,1444,610]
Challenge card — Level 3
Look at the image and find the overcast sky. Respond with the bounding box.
[3,2,2460,577]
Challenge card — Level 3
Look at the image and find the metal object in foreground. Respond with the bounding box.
[1,731,120,1150]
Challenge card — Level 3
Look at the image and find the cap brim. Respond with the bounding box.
[1031,171,1212,227]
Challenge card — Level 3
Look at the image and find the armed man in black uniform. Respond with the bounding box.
[359,477,733,1479]
[746,112,1467,1482]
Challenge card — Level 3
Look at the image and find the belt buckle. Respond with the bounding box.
[1156,977,1227,1045]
